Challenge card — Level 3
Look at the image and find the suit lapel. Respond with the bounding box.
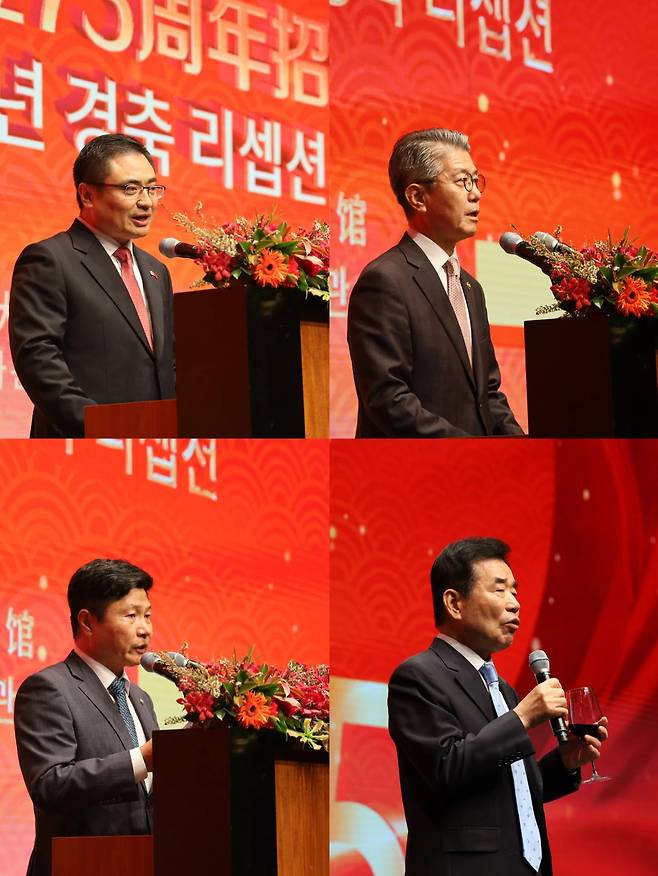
[134,247,164,358]
[69,221,154,357]
[460,270,486,396]
[398,235,476,391]
[429,638,495,721]
[129,685,156,739]
[65,651,137,750]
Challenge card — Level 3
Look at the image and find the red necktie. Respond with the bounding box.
[114,246,153,350]
[445,256,472,365]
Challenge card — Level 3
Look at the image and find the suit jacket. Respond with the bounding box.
[388,638,579,876]
[347,234,524,437]
[14,651,158,876]
[9,219,176,437]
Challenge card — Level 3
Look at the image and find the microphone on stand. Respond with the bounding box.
[533,231,577,255]
[158,238,200,260]
[528,649,569,745]
[140,651,205,680]
[498,232,554,276]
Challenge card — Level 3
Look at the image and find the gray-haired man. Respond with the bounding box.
[347,127,523,438]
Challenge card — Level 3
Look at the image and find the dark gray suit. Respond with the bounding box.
[14,651,157,876]
[347,234,523,437]
[9,219,176,437]
[388,638,579,876]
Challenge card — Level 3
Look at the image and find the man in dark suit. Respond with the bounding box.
[348,127,523,437]
[14,559,158,876]
[388,537,608,876]
[9,133,175,437]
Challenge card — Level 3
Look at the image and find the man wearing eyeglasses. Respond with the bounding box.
[9,133,175,437]
[347,127,523,437]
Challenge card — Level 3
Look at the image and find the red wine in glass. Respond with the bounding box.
[566,687,610,783]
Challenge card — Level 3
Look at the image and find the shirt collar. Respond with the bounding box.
[77,217,135,258]
[436,632,485,673]
[74,646,130,694]
[408,229,459,272]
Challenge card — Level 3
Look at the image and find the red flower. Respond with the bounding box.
[177,690,215,722]
[550,277,592,311]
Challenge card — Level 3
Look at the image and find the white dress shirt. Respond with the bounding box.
[407,229,473,340]
[74,647,152,791]
[77,217,150,312]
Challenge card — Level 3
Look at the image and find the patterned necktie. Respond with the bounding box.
[480,660,542,872]
[114,246,153,349]
[444,256,472,364]
[108,676,139,747]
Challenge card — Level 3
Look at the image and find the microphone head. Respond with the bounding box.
[140,651,160,672]
[529,649,550,675]
[533,231,560,251]
[159,237,180,259]
[166,651,188,667]
[499,231,523,254]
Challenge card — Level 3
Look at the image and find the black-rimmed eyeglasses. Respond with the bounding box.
[417,173,486,194]
[90,183,166,200]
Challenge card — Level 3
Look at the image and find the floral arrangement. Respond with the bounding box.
[158,647,329,752]
[523,229,658,318]
[173,206,330,302]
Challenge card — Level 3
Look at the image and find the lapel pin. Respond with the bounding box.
[465,281,472,289]
[149,270,158,279]
[139,698,144,704]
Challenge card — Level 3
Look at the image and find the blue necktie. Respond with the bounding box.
[108,676,139,747]
[480,660,542,872]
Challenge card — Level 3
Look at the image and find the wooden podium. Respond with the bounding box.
[52,835,153,876]
[52,727,328,876]
[152,725,329,876]
[85,285,328,438]
[524,313,658,437]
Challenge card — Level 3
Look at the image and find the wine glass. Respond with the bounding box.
[566,686,611,783]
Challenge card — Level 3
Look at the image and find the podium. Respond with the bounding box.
[152,725,328,876]
[52,726,328,876]
[524,313,658,437]
[85,284,328,438]
[52,835,152,876]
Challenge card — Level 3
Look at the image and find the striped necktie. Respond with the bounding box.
[108,676,139,747]
[480,660,542,872]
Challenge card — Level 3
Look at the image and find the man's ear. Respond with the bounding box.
[77,608,94,637]
[404,183,427,214]
[443,589,463,621]
[77,183,94,209]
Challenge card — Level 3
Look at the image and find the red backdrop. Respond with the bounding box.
[0,438,328,876]
[0,0,329,436]
[329,0,658,436]
[331,439,658,874]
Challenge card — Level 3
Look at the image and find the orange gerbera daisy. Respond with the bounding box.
[237,691,272,729]
[253,248,288,287]
[617,276,652,317]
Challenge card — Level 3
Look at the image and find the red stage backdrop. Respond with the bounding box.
[331,439,658,874]
[329,1,658,436]
[0,438,328,876]
[0,0,329,436]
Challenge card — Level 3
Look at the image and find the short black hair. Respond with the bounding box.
[73,133,155,209]
[68,559,153,637]
[430,537,510,626]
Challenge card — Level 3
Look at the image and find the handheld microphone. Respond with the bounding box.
[533,231,577,256]
[158,238,200,260]
[498,232,554,276]
[528,649,569,746]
